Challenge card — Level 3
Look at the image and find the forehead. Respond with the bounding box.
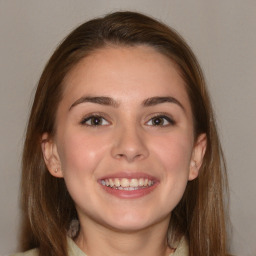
[61,45,190,109]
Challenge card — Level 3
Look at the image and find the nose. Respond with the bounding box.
[111,125,149,162]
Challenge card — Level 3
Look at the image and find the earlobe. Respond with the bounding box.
[189,133,207,181]
[41,133,63,178]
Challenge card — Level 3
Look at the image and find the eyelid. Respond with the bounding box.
[145,113,176,126]
[80,112,111,126]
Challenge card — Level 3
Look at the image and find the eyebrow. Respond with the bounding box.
[142,96,185,111]
[69,96,119,110]
[69,96,185,112]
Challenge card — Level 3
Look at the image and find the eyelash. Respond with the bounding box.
[146,114,175,127]
[80,114,110,127]
[80,114,175,127]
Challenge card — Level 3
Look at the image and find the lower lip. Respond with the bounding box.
[99,182,158,199]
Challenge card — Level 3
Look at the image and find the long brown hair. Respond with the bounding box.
[20,11,229,256]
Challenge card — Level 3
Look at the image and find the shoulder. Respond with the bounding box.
[9,248,38,256]
[8,237,83,256]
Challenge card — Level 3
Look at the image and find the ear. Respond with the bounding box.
[41,133,63,178]
[189,133,207,181]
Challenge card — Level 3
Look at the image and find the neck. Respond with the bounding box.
[75,216,174,256]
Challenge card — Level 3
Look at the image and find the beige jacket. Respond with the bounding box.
[10,237,189,256]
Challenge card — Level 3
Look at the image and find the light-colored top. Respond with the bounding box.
[10,237,189,256]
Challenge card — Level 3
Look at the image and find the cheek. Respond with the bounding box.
[147,132,194,214]
[57,131,108,176]
[153,132,193,178]
[56,131,110,207]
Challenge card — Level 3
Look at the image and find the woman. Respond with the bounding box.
[12,11,229,256]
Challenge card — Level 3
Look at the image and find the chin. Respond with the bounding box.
[105,219,152,233]
[99,209,167,233]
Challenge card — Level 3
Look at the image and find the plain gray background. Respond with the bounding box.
[0,1,255,255]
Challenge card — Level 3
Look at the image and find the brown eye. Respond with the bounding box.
[152,117,165,125]
[81,115,109,126]
[90,117,103,125]
[146,115,175,126]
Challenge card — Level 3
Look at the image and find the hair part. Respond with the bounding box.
[20,11,229,256]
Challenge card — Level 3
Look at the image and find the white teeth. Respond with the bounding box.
[101,178,154,189]
[114,178,120,187]
[130,178,139,187]
[139,178,144,187]
[109,179,114,187]
[123,187,137,191]
[120,178,129,188]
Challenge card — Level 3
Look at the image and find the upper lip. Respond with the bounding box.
[98,171,158,181]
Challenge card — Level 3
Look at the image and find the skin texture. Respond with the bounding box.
[42,45,206,256]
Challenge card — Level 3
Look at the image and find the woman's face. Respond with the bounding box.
[42,45,206,232]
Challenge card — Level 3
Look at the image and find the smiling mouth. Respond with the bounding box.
[100,178,154,190]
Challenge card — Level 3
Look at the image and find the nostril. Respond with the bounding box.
[114,152,145,162]
[110,132,149,162]
[116,153,125,158]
